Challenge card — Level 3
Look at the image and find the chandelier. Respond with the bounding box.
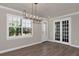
[23,3,44,23]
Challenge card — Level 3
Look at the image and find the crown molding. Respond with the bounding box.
[0,5,23,14]
[48,11,79,22]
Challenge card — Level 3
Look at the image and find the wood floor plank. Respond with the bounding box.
[0,41,79,56]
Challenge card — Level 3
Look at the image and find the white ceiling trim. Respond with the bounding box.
[48,11,79,21]
[0,5,23,14]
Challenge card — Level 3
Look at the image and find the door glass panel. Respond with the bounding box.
[55,22,60,41]
[62,20,69,42]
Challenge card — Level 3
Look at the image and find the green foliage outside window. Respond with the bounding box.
[9,27,16,36]
[16,27,22,36]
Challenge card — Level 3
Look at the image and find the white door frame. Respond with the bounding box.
[53,17,71,45]
[41,20,48,42]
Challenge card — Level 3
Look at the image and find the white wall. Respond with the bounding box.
[48,20,54,41]
[48,12,79,47]
[0,6,43,52]
[71,14,79,46]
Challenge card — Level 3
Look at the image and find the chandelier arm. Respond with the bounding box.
[23,3,42,23]
[32,3,33,16]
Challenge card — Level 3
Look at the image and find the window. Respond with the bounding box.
[22,19,32,37]
[7,14,32,39]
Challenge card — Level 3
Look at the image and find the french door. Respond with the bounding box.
[55,21,60,41]
[54,17,71,45]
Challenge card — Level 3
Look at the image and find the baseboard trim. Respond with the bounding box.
[70,44,79,48]
[48,40,79,48]
[0,41,43,54]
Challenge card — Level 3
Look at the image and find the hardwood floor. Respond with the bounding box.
[0,41,79,56]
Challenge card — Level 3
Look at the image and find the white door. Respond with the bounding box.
[41,21,48,41]
[53,17,71,45]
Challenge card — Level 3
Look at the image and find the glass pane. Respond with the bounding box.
[26,28,32,36]
[26,19,32,27]
[16,16,22,27]
[22,19,26,27]
[9,27,16,36]
[26,20,29,27]
[55,22,60,41]
[23,28,28,35]
[15,27,22,36]
[29,19,32,27]
[23,28,32,35]
[12,15,17,27]
[62,20,69,42]
[8,14,13,26]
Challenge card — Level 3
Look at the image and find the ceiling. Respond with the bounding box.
[0,3,79,18]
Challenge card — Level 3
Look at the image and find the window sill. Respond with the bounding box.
[7,35,32,40]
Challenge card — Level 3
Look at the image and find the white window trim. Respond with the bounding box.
[6,14,33,40]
